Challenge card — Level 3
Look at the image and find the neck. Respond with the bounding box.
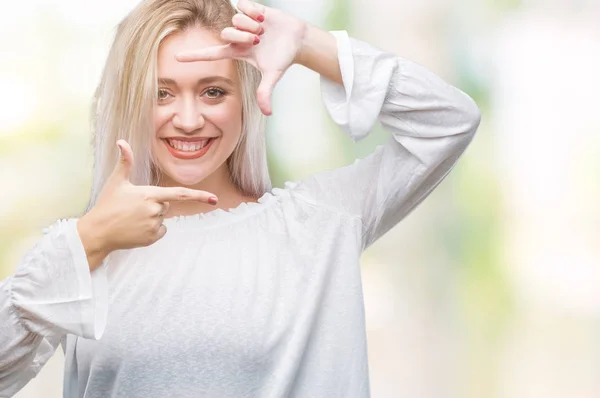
[157,163,258,218]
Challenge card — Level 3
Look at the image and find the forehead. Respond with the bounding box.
[157,27,237,84]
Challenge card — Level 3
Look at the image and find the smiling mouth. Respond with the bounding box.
[163,137,216,159]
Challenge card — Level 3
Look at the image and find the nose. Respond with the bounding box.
[171,97,205,133]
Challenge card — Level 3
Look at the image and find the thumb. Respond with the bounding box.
[256,70,283,116]
[113,139,134,181]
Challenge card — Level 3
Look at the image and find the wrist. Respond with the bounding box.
[77,213,111,271]
[295,24,342,85]
[294,21,313,67]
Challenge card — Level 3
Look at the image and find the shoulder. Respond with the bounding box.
[279,179,362,223]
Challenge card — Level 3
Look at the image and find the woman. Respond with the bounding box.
[0,0,481,396]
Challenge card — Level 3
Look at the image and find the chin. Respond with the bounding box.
[166,168,212,187]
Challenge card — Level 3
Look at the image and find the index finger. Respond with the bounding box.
[176,44,234,62]
[144,186,218,204]
[237,0,266,21]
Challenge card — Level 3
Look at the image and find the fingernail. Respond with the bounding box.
[208,196,218,205]
[257,14,265,22]
[259,26,265,35]
[253,36,260,45]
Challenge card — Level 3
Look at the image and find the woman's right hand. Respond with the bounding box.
[77,140,218,271]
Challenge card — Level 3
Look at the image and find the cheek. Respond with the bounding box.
[210,101,243,140]
[151,108,171,167]
[153,107,171,133]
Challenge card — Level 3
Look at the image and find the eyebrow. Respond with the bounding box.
[158,76,236,87]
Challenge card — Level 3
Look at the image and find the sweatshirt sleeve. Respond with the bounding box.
[0,218,108,396]
[292,31,481,250]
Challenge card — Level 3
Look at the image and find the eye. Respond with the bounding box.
[204,87,226,99]
[157,89,172,101]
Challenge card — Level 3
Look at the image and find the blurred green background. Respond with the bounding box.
[1,0,599,397]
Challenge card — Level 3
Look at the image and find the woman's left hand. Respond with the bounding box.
[175,0,307,116]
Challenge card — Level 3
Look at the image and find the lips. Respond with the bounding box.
[163,137,216,160]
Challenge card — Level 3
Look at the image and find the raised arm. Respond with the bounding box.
[293,30,481,249]
[173,1,481,249]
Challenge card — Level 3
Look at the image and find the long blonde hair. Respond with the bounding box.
[86,0,270,212]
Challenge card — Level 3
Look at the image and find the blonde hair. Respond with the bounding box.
[86,0,270,212]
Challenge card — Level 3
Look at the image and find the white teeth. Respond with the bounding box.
[167,138,211,152]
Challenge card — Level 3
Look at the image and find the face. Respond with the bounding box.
[152,27,243,188]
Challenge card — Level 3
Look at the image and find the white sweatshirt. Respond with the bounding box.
[0,31,481,398]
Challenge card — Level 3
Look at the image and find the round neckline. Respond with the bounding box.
[162,188,278,228]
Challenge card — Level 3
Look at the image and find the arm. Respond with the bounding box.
[293,30,481,249]
[0,132,220,396]
[295,24,343,85]
[77,215,112,272]
[0,219,108,396]
[172,3,480,250]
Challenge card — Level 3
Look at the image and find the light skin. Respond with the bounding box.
[152,27,252,218]
[78,0,343,271]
